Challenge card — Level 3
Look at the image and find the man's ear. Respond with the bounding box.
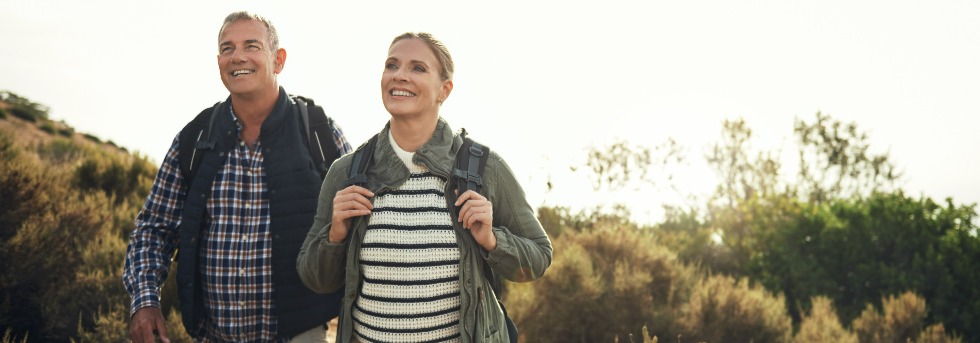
[274,48,287,74]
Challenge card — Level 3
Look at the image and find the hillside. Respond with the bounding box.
[0,97,131,159]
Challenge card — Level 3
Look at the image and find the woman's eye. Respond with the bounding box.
[413,65,426,72]
[385,63,397,70]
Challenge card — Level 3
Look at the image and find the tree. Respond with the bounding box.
[794,112,900,203]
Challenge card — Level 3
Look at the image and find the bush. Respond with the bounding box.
[36,138,85,165]
[850,292,958,343]
[507,226,696,342]
[675,274,792,343]
[38,122,55,134]
[57,126,74,138]
[81,133,101,144]
[793,296,857,343]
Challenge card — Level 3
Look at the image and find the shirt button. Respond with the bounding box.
[242,234,248,241]
[239,141,245,147]
[239,301,245,307]
[239,268,245,275]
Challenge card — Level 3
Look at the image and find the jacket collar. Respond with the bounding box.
[369,117,461,190]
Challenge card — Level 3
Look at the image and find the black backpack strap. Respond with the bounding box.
[178,101,222,183]
[344,133,379,188]
[448,132,515,341]
[452,136,490,195]
[293,95,341,179]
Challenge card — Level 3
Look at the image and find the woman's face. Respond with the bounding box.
[381,38,452,120]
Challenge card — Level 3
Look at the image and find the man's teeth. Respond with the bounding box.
[233,70,254,76]
[392,90,416,97]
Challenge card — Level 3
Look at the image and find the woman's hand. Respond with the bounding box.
[330,185,374,243]
[455,190,496,251]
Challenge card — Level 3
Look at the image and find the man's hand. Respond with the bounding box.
[130,307,170,343]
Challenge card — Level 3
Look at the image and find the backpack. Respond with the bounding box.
[344,130,518,342]
[178,95,340,183]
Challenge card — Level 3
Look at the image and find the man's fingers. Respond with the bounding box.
[154,316,171,343]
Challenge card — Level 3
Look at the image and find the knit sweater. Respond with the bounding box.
[352,135,462,343]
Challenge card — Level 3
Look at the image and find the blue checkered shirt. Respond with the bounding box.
[123,108,351,342]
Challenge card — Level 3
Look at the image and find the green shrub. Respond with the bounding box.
[37,138,85,164]
[0,107,8,119]
[57,126,74,137]
[38,122,55,134]
[9,107,38,122]
[82,133,101,143]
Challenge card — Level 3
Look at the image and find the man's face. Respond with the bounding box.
[217,20,283,98]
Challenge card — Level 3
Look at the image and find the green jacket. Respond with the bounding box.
[297,118,553,342]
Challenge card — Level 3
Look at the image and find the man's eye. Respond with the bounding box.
[247,45,260,51]
[220,47,232,54]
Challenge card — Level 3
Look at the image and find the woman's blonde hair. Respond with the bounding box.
[391,32,454,81]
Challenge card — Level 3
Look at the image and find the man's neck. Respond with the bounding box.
[230,86,280,128]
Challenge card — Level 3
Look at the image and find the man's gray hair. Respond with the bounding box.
[218,11,280,52]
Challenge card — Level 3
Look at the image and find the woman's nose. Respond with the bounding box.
[392,68,408,82]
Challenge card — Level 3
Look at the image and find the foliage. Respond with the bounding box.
[851,292,960,343]
[792,296,857,343]
[74,151,154,205]
[38,122,55,135]
[0,91,49,122]
[507,222,697,342]
[674,274,792,343]
[0,118,159,341]
[794,112,900,203]
[581,138,682,192]
[745,193,979,339]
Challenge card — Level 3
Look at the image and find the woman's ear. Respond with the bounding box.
[439,79,454,104]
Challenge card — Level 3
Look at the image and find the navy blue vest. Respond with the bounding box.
[175,89,342,338]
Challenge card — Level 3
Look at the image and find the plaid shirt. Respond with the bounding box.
[123,107,352,342]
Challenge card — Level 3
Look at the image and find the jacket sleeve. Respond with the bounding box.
[484,153,553,282]
[297,155,351,294]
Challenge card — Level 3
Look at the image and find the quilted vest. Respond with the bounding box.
[175,89,342,338]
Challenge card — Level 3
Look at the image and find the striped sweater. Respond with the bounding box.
[353,136,462,343]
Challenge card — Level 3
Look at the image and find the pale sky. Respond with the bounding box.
[3,1,979,224]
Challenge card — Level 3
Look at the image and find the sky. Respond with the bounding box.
[2,1,979,224]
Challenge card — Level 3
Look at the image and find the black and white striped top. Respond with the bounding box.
[353,136,462,343]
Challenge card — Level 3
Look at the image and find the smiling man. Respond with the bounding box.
[123,11,351,343]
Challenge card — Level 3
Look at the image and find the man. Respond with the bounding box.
[123,11,350,342]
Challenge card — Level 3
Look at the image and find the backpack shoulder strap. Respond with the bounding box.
[178,101,222,183]
[451,134,491,195]
[449,131,499,295]
[293,95,341,179]
[344,133,380,188]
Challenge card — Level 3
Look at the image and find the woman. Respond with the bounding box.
[297,32,553,342]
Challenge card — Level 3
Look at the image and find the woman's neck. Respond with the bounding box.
[389,115,438,152]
